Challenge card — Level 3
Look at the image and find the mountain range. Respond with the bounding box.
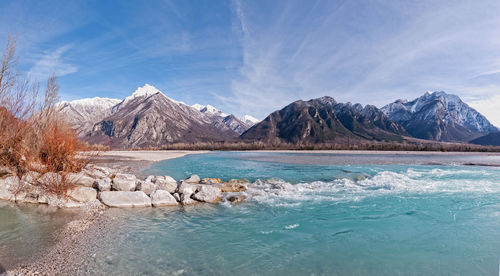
[57,84,259,148]
[241,96,407,143]
[58,85,499,148]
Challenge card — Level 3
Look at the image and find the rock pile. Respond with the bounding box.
[0,165,248,208]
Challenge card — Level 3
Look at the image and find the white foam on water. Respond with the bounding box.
[285,224,299,230]
[242,167,500,206]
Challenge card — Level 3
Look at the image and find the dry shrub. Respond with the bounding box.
[0,35,88,195]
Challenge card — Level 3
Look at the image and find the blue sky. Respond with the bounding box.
[1,0,500,125]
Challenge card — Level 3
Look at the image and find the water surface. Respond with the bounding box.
[84,152,500,275]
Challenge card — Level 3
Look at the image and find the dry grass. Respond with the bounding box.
[0,35,88,195]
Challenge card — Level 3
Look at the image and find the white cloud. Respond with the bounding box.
[467,94,500,127]
[28,44,78,80]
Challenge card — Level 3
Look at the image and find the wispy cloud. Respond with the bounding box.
[224,0,500,121]
[28,44,78,80]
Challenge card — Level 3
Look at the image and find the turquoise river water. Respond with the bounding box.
[2,151,500,275]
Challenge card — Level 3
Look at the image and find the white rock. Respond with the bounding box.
[99,191,151,207]
[173,193,181,202]
[66,172,96,187]
[112,173,137,191]
[83,167,108,179]
[67,186,97,203]
[45,194,84,208]
[192,185,222,203]
[180,193,197,205]
[38,172,62,187]
[0,166,13,177]
[21,171,40,185]
[150,190,179,207]
[155,176,177,193]
[177,182,197,197]
[0,176,18,201]
[136,180,156,196]
[184,175,200,184]
[95,178,112,192]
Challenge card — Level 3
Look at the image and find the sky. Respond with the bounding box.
[1,0,500,125]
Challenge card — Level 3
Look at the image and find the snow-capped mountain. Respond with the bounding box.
[192,104,258,134]
[381,91,498,142]
[242,115,260,126]
[57,97,121,137]
[86,84,243,148]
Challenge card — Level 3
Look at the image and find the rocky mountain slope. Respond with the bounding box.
[192,104,258,134]
[469,132,500,146]
[57,97,121,137]
[381,91,498,142]
[241,96,407,143]
[86,85,241,148]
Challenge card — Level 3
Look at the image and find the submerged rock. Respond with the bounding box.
[150,190,179,207]
[225,194,247,204]
[112,173,137,191]
[192,185,221,203]
[99,191,151,207]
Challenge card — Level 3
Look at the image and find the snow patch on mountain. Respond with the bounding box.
[382,91,498,141]
[242,115,260,125]
[192,104,228,117]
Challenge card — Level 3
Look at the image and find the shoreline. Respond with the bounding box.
[3,150,500,274]
[91,150,208,176]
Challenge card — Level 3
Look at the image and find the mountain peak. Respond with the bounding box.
[382,90,497,141]
[242,115,259,125]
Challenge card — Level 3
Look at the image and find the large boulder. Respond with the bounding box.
[184,175,200,184]
[150,190,179,207]
[38,172,62,187]
[0,166,13,178]
[180,193,197,205]
[112,173,137,191]
[20,171,40,185]
[66,172,96,187]
[94,178,112,192]
[83,166,110,179]
[215,182,247,193]
[177,182,197,197]
[14,184,42,204]
[99,191,151,207]
[192,185,222,203]
[67,186,97,203]
[0,176,17,201]
[45,194,85,208]
[136,180,156,196]
[155,176,177,193]
[201,178,222,184]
